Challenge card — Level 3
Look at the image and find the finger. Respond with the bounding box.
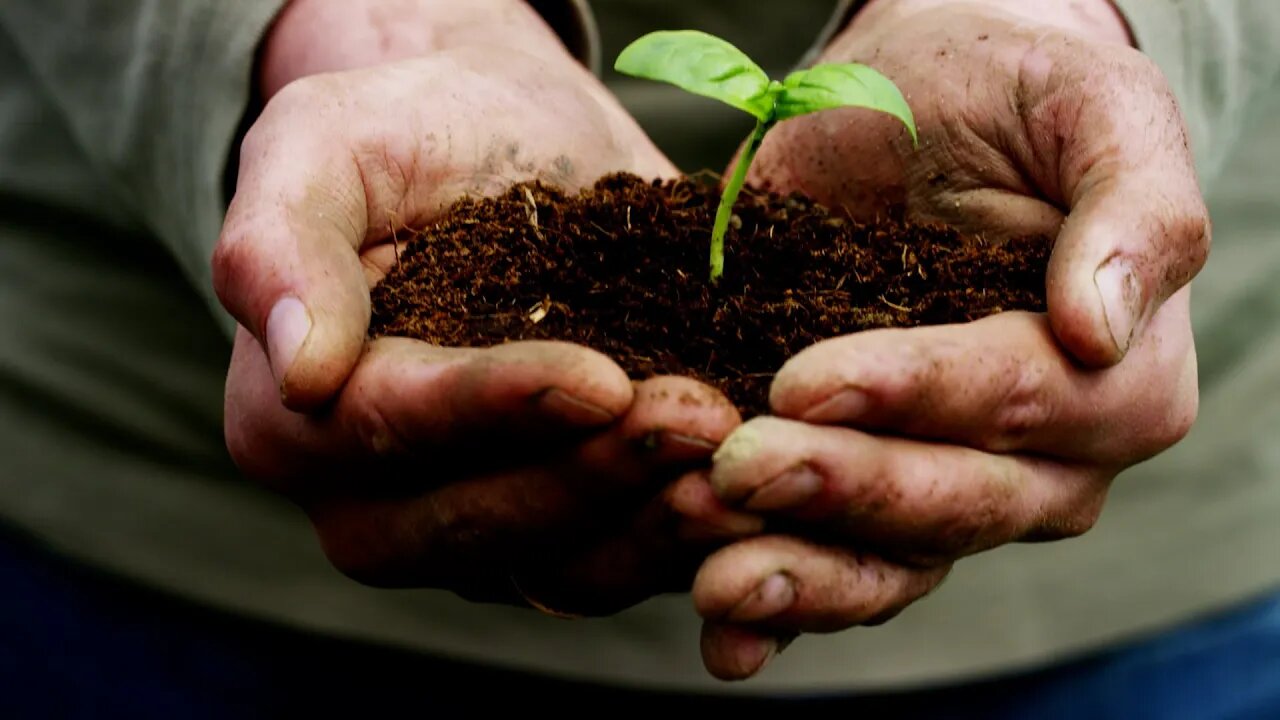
[458,391,747,615]
[1022,43,1210,367]
[694,536,947,679]
[710,417,1109,564]
[557,376,742,501]
[768,292,1198,463]
[337,339,638,463]
[669,471,766,543]
[225,334,635,488]
[300,377,742,589]
[506,471,757,617]
[213,80,376,411]
[699,623,793,682]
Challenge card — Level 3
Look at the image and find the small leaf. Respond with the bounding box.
[776,63,917,143]
[614,30,775,121]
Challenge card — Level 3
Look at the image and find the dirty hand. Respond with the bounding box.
[693,0,1209,678]
[215,0,745,616]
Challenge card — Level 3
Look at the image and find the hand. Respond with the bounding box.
[691,0,1209,679]
[214,1,747,616]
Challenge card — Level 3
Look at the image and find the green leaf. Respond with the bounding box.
[614,30,775,121]
[776,63,917,143]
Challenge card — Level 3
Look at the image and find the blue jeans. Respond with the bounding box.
[1,527,1278,718]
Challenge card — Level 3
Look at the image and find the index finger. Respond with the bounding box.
[768,290,1197,465]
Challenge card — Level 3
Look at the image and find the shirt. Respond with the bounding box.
[1,0,1278,694]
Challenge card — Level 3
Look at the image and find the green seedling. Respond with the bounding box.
[615,30,917,284]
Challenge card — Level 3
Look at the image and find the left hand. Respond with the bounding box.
[689,0,1209,680]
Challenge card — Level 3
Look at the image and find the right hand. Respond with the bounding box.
[214,38,749,615]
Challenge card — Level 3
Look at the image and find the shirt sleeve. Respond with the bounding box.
[0,1,600,332]
[0,1,291,324]
[1111,1,1280,183]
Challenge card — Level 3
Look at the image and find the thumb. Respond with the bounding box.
[1047,164,1210,369]
[213,87,372,411]
[1036,46,1211,368]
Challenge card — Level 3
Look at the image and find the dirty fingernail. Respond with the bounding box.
[1094,256,1141,356]
[745,465,823,511]
[730,572,796,623]
[267,297,312,387]
[803,389,870,423]
[539,388,617,426]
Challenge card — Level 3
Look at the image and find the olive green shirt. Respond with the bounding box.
[1,0,1278,694]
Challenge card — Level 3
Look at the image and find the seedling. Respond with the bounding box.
[615,30,918,284]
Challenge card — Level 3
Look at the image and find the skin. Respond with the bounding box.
[694,0,1210,679]
[215,0,753,617]
[213,0,1210,683]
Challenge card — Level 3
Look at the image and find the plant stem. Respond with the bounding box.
[710,117,772,284]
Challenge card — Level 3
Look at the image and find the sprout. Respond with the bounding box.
[615,30,917,284]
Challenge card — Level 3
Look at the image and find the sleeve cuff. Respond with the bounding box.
[798,0,865,69]
[528,0,602,76]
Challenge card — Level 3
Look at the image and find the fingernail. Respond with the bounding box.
[638,431,717,457]
[729,573,796,623]
[538,388,617,426]
[744,636,780,677]
[1094,256,1141,356]
[802,389,870,424]
[744,465,823,511]
[267,297,311,386]
[679,512,765,542]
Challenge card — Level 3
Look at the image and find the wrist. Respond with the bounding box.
[257,0,578,101]
[851,0,1134,47]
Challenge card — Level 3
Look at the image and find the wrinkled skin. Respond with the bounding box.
[692,0,1210,680]
[214,0,1211,683]
[215,2,755,618]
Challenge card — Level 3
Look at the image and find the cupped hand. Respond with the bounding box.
[749,0,1208,368]
[693,0,1210,679]
[227,331,745,615]
[213,16,749,615]
[694,291,1195,678]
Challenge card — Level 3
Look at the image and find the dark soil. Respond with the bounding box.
[369,173,1050,416]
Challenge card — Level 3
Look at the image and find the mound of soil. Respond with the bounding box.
[369,173,1050,416]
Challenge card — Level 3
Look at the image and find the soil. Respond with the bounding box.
[369,173,1050,417]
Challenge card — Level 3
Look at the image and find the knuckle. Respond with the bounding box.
[1159,365,1200,449]
[1033,489,1107,541]
[863,565,949,626]
[1173,207,1212,278]
[310,517,380,586]
[1065,499,1105,538]
[839,453,904,524]
[933,496,999,557]
[309,509,413,589]
[986,361,1054,450]
[209,233,254,314]
[222,415,257,478]
[1128,347,1199,459]
[267,73,341,117]
[934,466,1021,558]
[323,544,394,589]
[347,392,408,458]
[830,553,882,627]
